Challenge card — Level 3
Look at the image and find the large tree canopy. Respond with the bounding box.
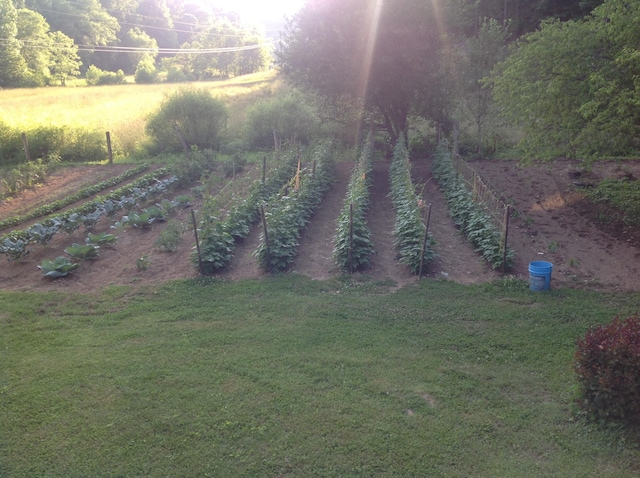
[277,0,444,144]
[490,0,640,159]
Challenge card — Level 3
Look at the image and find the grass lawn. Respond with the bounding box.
[2,276,640,476]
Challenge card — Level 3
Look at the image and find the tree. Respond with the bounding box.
[490,0,640,159]
[16,9,51,86]
[48,31,82,85]
[456,18,509,155]
[0,0,29,87]
[277,0,443,144]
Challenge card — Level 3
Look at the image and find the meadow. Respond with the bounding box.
[2,276,640,477]
[0,71,281,161]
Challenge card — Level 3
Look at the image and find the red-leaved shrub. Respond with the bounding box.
[575,314,640,422]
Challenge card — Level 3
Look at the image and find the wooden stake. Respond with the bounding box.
[191,209,204,275]
[106,131,113,165]
[262,155,267,184]
[419,203,433,279]
[21,133,30,162]
[502,205,511,275]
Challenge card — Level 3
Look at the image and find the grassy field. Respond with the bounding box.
[0,71,281,158]
[2,276,640,477]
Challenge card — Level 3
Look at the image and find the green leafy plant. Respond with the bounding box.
[136,255,150,271]
[255,141,335,273]
[432,147,513,270]
[64,243,100,260]
[37,256,80,278]
[86,232,118,247]
[389,139,435,274]
[154,220,184,252]
[193,150,299,274]
[575,314,640,423]
[333,133,375,272]
[0,236,30,262]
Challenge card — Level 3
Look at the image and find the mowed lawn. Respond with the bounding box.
[2,276,640,477]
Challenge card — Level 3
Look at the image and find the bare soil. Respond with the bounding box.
[1,156,639,292]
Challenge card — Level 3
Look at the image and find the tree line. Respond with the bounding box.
[0,0,272,87]
[278,0,640,159]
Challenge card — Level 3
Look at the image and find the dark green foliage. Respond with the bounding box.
[333,133,375,272]
[586,177,640,226]
[575,314,640,423]
[432,147,513,270]
[146,88,228,153]
[194,151,299,274]
[389,139,435,274]
[255,141,335,272]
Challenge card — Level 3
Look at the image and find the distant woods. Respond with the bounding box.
[0,0,272,87]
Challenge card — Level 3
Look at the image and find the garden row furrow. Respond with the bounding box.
[194,150,300,274]
[332,133,375,272]
[255,141,335,272]
[0,164,150,231]
[389,139,435,274]
[0,168,176,262]
[431,146,514,270]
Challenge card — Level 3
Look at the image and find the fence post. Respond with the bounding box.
[419,203,433,279]
[191,209,204,275]
[262,155,267,184]
[106,132,113,165]
[21,133,31,162]
[502,205,511,275]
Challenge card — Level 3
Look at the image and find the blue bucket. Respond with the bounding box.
[529,261,553,291]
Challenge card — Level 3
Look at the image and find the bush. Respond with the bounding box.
[146,88,228,153]
[86,65,126,86]
[575,314,640,423]
[244,92,319,150]
[134,55,158,84]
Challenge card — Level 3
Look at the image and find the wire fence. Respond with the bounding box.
[452,154,510,232]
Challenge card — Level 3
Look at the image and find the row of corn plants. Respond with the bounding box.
[431,146,513,270]
[333,132,375,272]
[0,170,176,262]
[0,164,150,231]
[389,139,436,274]
[194,150,300,274]
[255,141,335,273]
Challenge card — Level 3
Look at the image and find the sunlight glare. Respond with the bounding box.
[200,0,305,22]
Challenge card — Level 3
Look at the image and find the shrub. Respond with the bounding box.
[575,314,640,423]
[244,92,319,150]
[146,88,228,153]
[134,55,158,84]
[86,65,126,86]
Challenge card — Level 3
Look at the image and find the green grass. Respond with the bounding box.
[2,277,640,476]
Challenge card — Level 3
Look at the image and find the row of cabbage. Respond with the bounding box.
[389,139,435,274]
[193,150,300,273]
[255,141,335,272]
[332,132,375,272]
[0,164,149,231]
[0,169,176,261]
[431,146,513,270]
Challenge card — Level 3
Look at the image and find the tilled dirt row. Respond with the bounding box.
[2,156,639,292]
